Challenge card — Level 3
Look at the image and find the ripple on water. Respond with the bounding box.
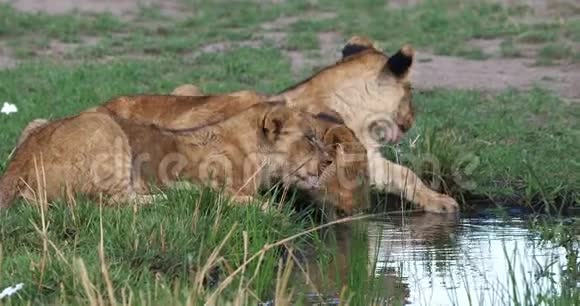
[366,214,568,306]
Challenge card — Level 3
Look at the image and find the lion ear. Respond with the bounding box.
[322,126,355,158]
[261,106,290,142]
[384,44,414,79]
[342,36,376,58]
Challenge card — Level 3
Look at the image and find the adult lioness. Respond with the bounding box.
[275,37,458,213]
[167,38,458,213]
[0,102,326,208]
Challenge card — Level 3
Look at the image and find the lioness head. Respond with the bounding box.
[259,104,326,190]
[279,36,415,145]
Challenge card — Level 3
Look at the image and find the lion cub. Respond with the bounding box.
[101,90,370,215]
[313,114,369,215]
[0,102,325,208]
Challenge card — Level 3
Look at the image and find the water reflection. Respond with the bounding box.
[296,213,569,306]
[295,221,408,306]
[370,213,567,306]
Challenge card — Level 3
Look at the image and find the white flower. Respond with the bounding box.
[0,283,24,299]
[1,102,18,115]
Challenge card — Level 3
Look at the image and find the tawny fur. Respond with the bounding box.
[314,122,369,215]
[170,37,458,213]
[0,103,325,208]
[10,36,458,213]
[1,112,135,208]
[124,85,368,214]
[97,91,267,130]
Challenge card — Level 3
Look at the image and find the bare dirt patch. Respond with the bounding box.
[0,0,185,19]
[260,16,299,31]
[0,45,17,69]
[257,13,339,77]
[254,29,580,100]
[277,33,580,101]
[186,40,263,62]
[467,39,503,58]
[283,50,317,76]
[387,0,423,9]
[260,31,288,47]
[506,0,580,18]
[37,37,100,58]
[260,11,336,31]
[0,54,17,70]
[282,31,342,77]
[414,52,580,101]
[281,30,579,100]
[317,31,343,59]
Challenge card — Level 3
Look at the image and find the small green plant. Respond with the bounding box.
[538,44,573,63]
[501,39,522,57]
[285,32,319,50]
[0,186,316,304]
[517,30,558,44]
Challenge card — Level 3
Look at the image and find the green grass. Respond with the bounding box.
[285,32,319,51]
[312,0,525,55]
[385,89,579,209]
[537,43,575,63]
[0,5,124,40]
[0,4,124,57]
[517,29,558,44]
[565,19,580,42]
[0,187,319,304]
[2,51,575,210]
[0,0,579,304]
[500,39,522,57]
[0,47,294,163]
[2,0,575,62]
[529,217,580,305]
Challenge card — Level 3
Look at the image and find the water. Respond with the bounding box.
[293,212,574,306]
[368,213,569,305]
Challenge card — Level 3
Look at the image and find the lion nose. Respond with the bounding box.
[305,174,320,189]
[395,111,414,133]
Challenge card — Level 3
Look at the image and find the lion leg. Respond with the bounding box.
[171,84,203,96]
[368,150,458,213]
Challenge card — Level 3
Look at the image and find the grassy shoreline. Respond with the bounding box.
[0,49,577,306]
[0,187,321,304]
[0,57,577,211]
[0,0,578,209]
[0,0,578,304]
[2,198,577,305]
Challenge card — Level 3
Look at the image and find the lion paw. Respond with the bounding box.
[420,194,459,214]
